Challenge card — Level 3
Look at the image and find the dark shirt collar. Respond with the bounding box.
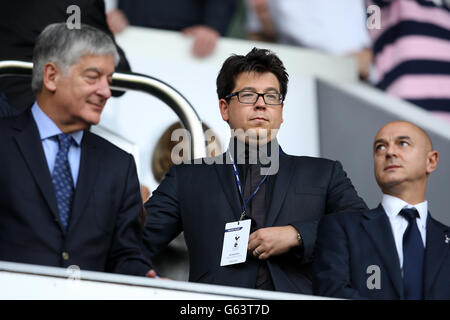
[228,137,278,166]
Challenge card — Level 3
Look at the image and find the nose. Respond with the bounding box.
[97,77,111,99]
[254,95,266,109]
[385,143,397,158]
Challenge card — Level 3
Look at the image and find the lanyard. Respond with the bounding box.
[228,150,269,221]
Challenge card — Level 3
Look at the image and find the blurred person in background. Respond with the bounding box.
[245,0,373,80]
[148,121,222,281]
[151,121,222,183]
[366,0,450,124]
[105,0,237,58]
[0,0,131,114]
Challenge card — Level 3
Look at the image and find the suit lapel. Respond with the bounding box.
[423,214,450,297]
[13,112,59,222]
[361,205,404,298]
[68,131,99,231]
[213,153,242,221]
[265,151,294,227]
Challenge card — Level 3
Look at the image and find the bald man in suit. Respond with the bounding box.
[314,121,450,299]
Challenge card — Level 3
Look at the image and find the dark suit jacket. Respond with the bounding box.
[0,0,130,112]
[0,111,151,276]
[313,205,450,299]
[143,151,367,294]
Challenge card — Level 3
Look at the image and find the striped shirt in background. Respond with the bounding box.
[367,0,450,118]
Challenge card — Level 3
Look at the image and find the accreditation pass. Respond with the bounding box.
[220,219,251,266]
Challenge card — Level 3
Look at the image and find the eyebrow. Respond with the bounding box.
[373,136,412,146]
[84,67,114,77]
[239,86,279,92]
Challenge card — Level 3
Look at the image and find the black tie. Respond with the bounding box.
[244,164,266,230]
[244,164,274,290]
[400,208,424,300]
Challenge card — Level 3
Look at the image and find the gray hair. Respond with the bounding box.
[31,23,120,94]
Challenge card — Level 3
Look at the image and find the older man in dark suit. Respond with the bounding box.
[314,121,450,299]
[0,23,153,277]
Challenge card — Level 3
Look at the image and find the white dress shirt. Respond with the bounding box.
[381,194,427,269]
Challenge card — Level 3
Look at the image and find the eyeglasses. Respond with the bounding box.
[225,90,284,105]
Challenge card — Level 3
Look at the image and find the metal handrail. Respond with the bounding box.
[0,60,206,159]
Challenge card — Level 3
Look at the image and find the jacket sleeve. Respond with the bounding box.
[107,154,153,276]
[142,165,183,262]
[291,160,367,264]
[313,213,365,299]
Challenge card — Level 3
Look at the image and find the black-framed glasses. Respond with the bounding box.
[225,90,284,105]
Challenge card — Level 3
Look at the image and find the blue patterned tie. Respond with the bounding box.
[51,134,74,230]
[400,208,424,300]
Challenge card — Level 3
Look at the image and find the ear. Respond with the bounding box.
[42,62,60,92]
[280,102,284,124]
[426,150,439,175]
[219,98,230,122]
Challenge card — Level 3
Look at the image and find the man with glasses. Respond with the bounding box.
[143,48,367,294]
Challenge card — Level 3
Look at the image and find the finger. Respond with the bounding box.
[247,240,256,252]
[258,251,270,260]
[191,36,202,55]
[192,38,209,57]
[193,33,217,57]
[248,230,264,251]
[252,247,262,258]
[249,229,261,242]
[203,40,216,56]
[182,26,196,35]
[248,236,261,252]
[145,269,158,278]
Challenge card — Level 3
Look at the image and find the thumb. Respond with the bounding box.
[145,269,159,278]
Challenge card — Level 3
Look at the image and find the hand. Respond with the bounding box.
[106,9,129,34]
[247,0,275,41]
[182,25,219,58]
[145,269,171,280]
[248,225,299,260]
[140,184,151,203]
[249,0,270,20]
[145,269,158,278]
[348,48,373,81]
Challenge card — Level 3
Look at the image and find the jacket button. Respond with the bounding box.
[62,252,69,260]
